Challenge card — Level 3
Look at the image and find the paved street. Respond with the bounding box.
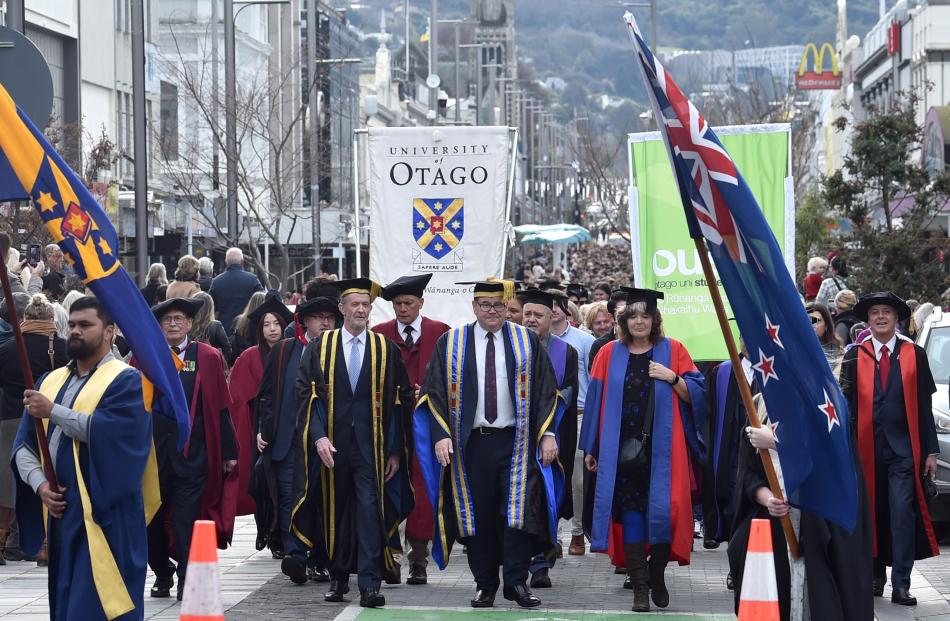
[1,516,948,620]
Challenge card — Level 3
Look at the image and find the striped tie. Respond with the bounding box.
[484,332,497,424]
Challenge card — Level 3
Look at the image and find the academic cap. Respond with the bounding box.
[455,278,520,303]
[618,287,665,313]
[383,274,433,301]
[333,278,383,302]
[248,291,294,327]
[519,288,555,310]
[151,297,204,320]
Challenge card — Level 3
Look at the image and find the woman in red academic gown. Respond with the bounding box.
[228,293,292,518]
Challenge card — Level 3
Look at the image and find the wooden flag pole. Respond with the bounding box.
[694,238,799,558]
[0,258,60,493]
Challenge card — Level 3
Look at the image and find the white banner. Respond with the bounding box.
[367,126,512,326]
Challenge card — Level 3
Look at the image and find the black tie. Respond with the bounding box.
[403,325,415,348]
[172,345,182,355]
[485,332,497,424]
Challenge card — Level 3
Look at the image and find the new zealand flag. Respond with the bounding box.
[624,13,858,531]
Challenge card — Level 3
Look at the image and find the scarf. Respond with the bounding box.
[20,319,56,337]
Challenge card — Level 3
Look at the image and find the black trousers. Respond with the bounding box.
[331,441,383,592]
[147,466,208,579]
[464,429,535,591]
[273,456,305,558]
[873,442,916,589]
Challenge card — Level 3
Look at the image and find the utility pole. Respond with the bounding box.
[212,0,220,190]
[224,0,238,242]
[428,0,438,123]
[5,0,24,32]
[131,0,149,285]
[308,0,320,277]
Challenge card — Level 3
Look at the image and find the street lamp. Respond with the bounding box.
[459,43,486,125]
[224,0,289,245]
[615,1,657,50]
[438,19,475,123]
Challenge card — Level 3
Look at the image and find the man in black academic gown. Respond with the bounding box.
[291,279,412,608]
[415,279,562,609]
[840,291,940,607]
[255,296,338,583]
[148,297,238,601]
[521,289,578,590]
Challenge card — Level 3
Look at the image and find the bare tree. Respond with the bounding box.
[154,23,319,289]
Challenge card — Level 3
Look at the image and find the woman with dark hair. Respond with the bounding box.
[229,291,267,364]
[188,291,232,364]
[166,255,201,299]
[580,288,705,612]
[228,294,292,522]
[0,295,68,565]
[807,302,843,371]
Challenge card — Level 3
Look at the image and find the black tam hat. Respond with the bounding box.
[151,297,204,320]
[333,278,382,302]
[383,274,433,301]
[618,287,665,313]
[519,288,555,310]
[248,291,293,328]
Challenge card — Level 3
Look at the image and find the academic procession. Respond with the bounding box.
[0,6,949,621]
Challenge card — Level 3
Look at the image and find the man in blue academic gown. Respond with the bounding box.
[14,296,154,621]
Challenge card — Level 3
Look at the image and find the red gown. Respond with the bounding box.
[373,316,450,541]
[228,345,265,516]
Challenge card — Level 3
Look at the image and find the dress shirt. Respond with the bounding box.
[740,357,754,386]
[473,322,515,428]
[397,315,423,343]
[342,329,366,377]
[173,337,190,362]
[553,322,594,411]
[16,351,116,493]
[871,334,898,361]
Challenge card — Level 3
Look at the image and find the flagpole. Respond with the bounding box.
[0,258,61,493]
[694,238,799,558]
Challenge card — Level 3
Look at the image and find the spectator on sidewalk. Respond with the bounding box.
[211,248,264,336]
[166,255,201,299]
[198,257,215,292]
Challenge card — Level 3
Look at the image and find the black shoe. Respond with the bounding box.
[873,578,885,597]
[149,576,174,598]
[726,572,735,591]
[255,532,267,551]
[891,588,917,606]
[530,568,552,589]
[470,588,496,608]
[623,574,632,590]
[307,566,330,583]
[703,538,720,550]
[325,580,350,602]
[407,564,427,585]
[176,581,184,602]
[281,556,307,584]
[359,588,385,608]
[271,548,285,560]
[503,583,541,608]
[382,562,401,585]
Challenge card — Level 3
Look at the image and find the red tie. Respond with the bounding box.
[878,345,890,388]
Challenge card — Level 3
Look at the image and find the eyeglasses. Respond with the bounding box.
[161,315,189,325]
[476,302,507,313]
[810,316,821,324]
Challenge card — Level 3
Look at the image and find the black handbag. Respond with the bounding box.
[618,387,655,471]
[922,475,938,500]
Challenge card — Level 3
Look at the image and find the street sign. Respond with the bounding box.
[0,25,54,125]
[426,73,441,89]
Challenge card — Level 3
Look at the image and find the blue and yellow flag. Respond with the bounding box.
[0,84,190,447]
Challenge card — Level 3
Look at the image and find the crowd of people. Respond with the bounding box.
[0,231,943,620]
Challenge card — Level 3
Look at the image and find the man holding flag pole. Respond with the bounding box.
[0,81,190,621]
[622,11,873,618]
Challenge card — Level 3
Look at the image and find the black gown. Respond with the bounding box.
[613,351,653,517]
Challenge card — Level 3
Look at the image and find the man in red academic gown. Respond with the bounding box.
[147,297,238,601]
[840,291,940,607]
[373,273,449,585]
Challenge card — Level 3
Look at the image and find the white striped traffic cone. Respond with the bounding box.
[738,518,780,621]
[179,520,224,621]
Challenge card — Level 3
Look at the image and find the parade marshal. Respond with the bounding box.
[414,278,563,609]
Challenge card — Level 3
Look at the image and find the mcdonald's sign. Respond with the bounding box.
[796,43,842,90]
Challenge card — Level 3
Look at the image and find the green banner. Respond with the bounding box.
[629,125,792,361]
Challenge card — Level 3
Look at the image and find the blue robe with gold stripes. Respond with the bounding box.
[414,321,563,569]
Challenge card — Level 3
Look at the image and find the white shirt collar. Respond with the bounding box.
[342,329,365,346]
[473,321,503,341]
[398,315,423,337]
[872,334,897,357]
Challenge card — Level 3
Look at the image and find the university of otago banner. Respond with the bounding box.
[367,126,512,325]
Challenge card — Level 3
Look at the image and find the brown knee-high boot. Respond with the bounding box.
[649,543,670,608]
[624,542,650,612]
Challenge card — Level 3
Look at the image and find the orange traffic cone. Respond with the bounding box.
[179,520,224,621]
[738,518,780,621]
